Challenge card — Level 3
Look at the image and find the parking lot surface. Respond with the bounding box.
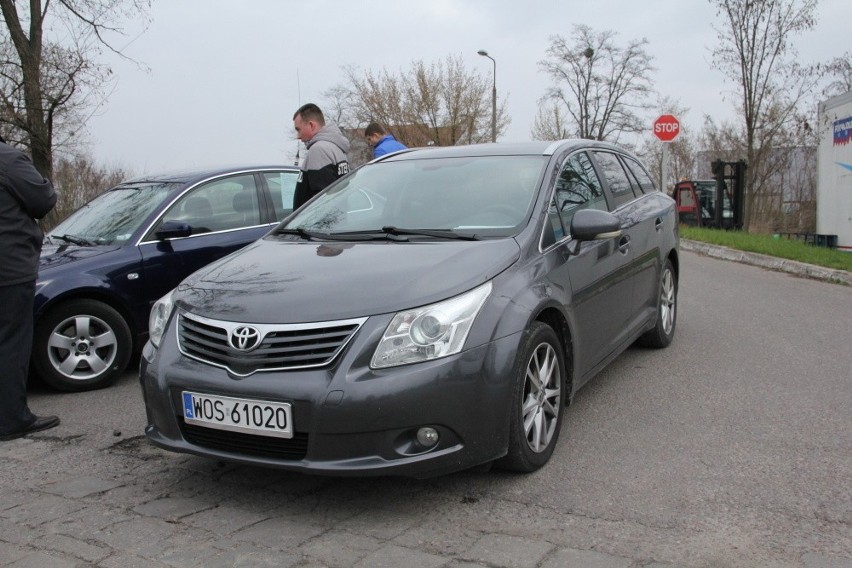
[2,250,851,568]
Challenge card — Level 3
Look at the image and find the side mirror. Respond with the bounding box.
[567,209,622,254]
[155,220,192,240]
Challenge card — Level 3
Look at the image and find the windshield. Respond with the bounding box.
[281,155,547,239]
[695,181,733,219]
[48,183,178,245]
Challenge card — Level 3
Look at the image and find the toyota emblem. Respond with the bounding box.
[229,326,261,351]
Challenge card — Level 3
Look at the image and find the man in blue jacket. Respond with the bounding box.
[365,122,407,159]
[0,134,59,441]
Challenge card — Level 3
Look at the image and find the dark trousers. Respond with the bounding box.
[0,281,37,435]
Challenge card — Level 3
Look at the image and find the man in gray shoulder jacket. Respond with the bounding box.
[292,103,350,209]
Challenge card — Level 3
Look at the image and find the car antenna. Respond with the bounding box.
[294,68,301,167]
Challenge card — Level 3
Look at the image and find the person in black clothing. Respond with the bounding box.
[292,103,350,209]
[0,134,59,441]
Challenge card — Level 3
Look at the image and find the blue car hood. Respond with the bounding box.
[39,244,119,272]
[178,237,520,323]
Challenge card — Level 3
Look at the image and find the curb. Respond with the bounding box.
[681,239,852,286]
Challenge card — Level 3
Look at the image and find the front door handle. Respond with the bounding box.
[618,235,631,254]
[655,217,664,232]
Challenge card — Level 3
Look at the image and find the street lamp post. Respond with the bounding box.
[581,47,594,139]
[477,49,497,143]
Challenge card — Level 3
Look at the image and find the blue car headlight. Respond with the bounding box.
[371,282,492,369]
[149,289,176,348]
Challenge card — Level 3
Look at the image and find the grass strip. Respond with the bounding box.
[680,227,852,272]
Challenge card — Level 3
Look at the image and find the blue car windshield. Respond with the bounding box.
[283,155,548,238]
[48,183,179,245]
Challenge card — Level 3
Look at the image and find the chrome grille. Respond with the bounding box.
[178,312,367,376]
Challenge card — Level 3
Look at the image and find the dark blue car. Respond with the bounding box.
[35,165,300,391]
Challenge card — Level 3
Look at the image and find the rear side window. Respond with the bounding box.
[621,156,657,194]
[593,151,636,208]
[263,171,300,221]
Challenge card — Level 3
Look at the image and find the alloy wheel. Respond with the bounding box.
[522,342,561,453]
[47,314,119,380]
[660,267,676,336]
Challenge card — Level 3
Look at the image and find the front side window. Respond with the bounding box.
[158,174,261,235]
[547,151,607,241]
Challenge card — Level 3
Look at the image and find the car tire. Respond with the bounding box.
[497,321,566,473]
[638,258,677,348]
[33,299,132,392]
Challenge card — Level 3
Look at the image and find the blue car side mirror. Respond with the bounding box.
[155,220,193,240]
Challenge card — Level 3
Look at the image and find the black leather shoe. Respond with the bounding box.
[0,415,60,441]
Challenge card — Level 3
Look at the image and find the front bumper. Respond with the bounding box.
[140,315,522,478]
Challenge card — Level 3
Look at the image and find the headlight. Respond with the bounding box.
[149,289,176,348]
[371,282,492,369]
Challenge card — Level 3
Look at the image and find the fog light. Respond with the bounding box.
[416,427,439,448]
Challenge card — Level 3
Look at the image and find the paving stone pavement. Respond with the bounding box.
[2,250,851,568]
[2,428,851,568]
[0,432,648,568]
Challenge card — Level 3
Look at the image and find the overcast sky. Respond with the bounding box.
[83,0,851,174]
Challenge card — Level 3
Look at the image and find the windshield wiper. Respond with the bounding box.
[278,227,398,242]
[380,226,480,241]
[274,227,331,241]
[53,234,96,246]
[277,226,479,242]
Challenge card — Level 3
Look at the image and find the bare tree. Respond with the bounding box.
[820,51,852,99]
[538,25,655,142]
[710,0,819,231]
[321,81,372,166]
[530,102,571,141]
[702,109,818,234]
[334,54,510,149]
[0,0,151,178]
[45,153,130,230]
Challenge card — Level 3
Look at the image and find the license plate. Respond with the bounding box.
[182,391,293,439]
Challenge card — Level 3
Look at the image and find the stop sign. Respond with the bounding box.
[653,114,680,142]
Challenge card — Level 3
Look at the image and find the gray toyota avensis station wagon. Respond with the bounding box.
[140,140,679,478]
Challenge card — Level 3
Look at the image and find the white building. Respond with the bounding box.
[816,90,852,251]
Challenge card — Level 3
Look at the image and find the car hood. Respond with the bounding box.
[177,237,521,323]
[39,244,120,272]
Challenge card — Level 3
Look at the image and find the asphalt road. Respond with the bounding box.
[2,250,851,568]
